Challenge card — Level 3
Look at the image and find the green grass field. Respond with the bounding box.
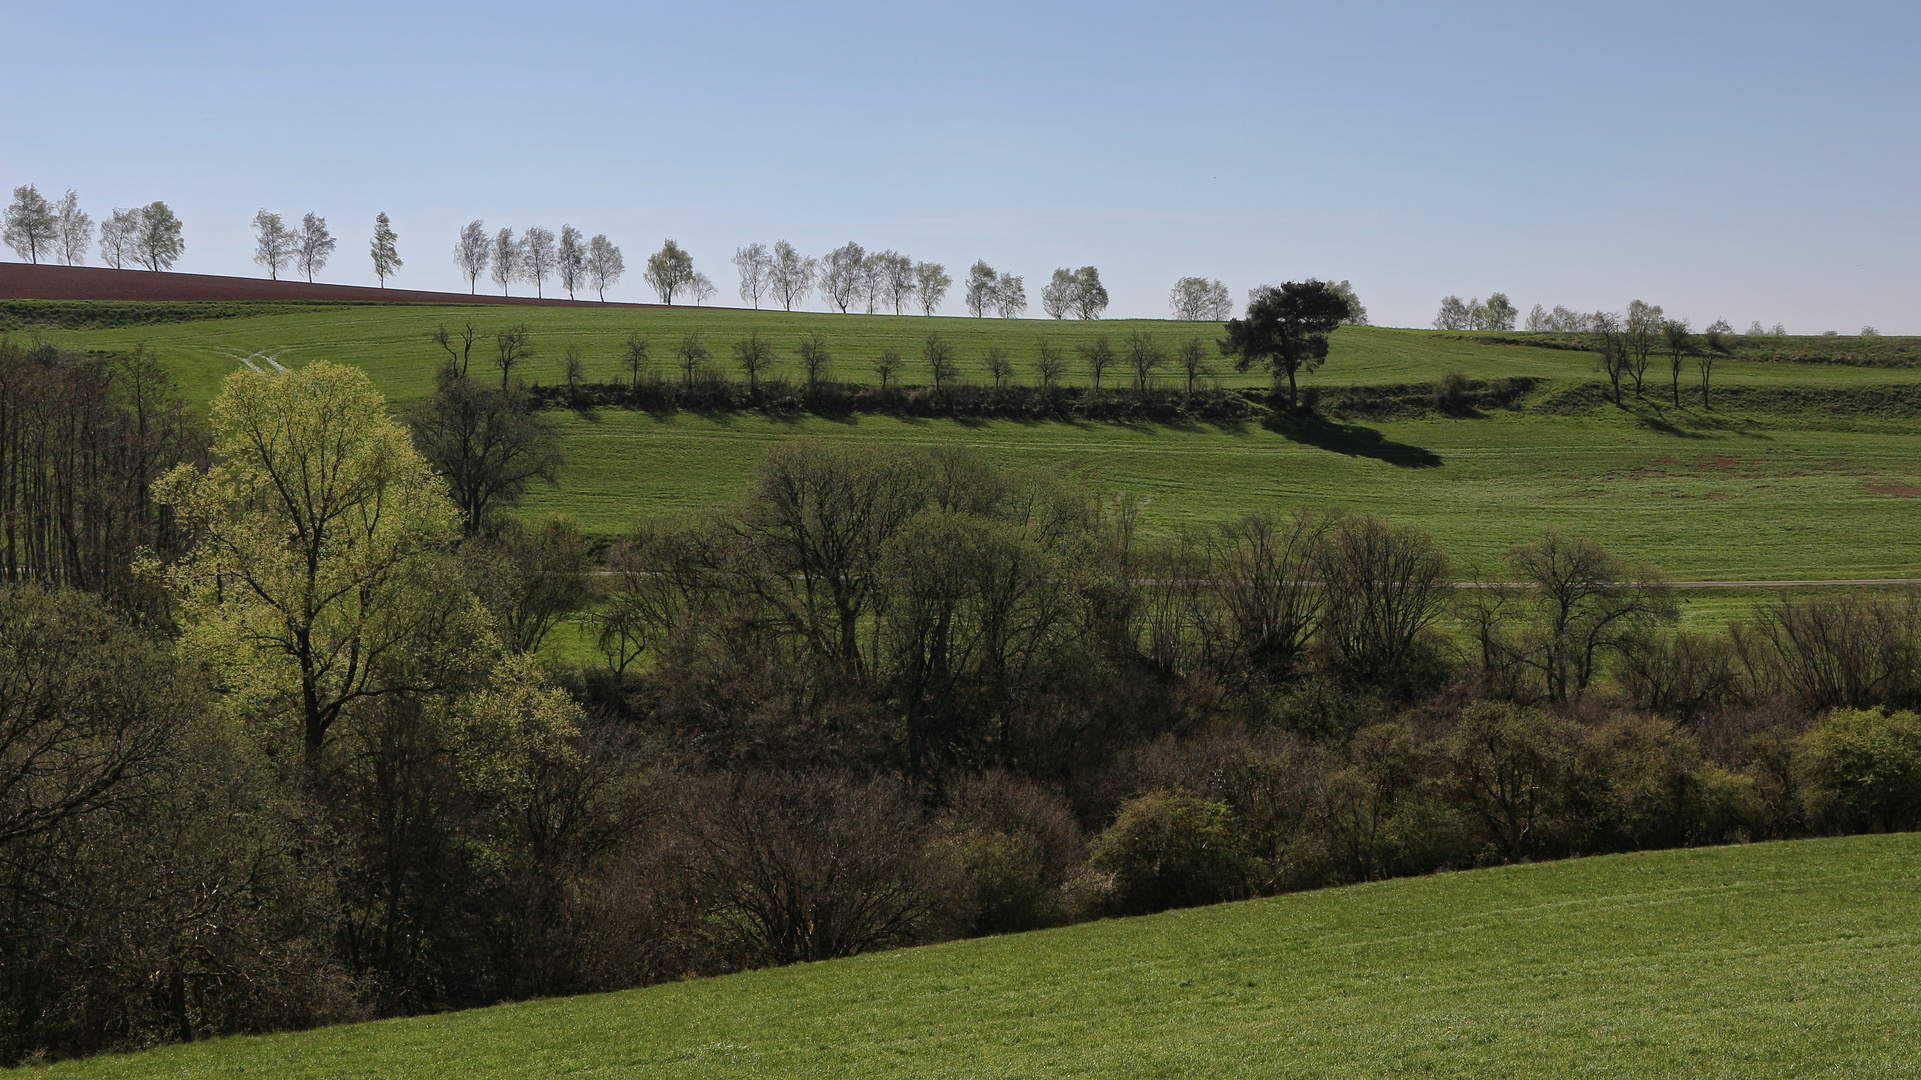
[31,833,1921,1079]
[25,303,1921,580]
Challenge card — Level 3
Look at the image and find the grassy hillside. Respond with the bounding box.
[32,834,1921,1079]
[22,301,1921,408]
[22,302,1921,579]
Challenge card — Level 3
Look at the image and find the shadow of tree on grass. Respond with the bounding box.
[1264,411,1443,468]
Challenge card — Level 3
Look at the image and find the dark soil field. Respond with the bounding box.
[0,262,658,308]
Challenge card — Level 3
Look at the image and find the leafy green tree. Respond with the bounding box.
[370,212,402,286]
[160,362,494,760]
[134,201,184,270]
[1220,280,1355,408]
[644,239,695,304]
[1087,791,1264,914]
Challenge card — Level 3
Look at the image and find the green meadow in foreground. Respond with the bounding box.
[24,303,1921,579]
[33,834,1921,1079]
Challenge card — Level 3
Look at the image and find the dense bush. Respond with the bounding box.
[1796,708,1921,833]
[1087,791,1265,915]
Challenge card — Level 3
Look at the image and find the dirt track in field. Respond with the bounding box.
[0,262,663,308]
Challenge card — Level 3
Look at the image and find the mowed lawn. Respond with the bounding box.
[34,304,1921,579]
[33,834,1921,1079]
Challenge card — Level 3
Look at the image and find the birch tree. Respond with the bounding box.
[733,242,771,308]
[644,239,694,304]
[819,242,866,313]
[522,226,557,298]
[555,225,586,299]
[913,261,949,315]
[770,240,816,311]
[455,219,490,293]
[491,228,523,295]
[3,186,58,264]
[53,190,89,265]
[295,212,335,283]
[252,210,296,280]
[98,208,138,269]
[586,234,624,300]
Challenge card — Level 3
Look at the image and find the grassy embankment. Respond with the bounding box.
[20,301,1921,583]
[28,833,1921,1079]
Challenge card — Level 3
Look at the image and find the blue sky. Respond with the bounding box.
[3,0,1915,329]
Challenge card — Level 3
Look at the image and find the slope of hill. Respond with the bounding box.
[0,262,657,308]
[32,834,1921,1078]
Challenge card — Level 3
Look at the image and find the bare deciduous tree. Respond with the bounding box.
[770,240,815,311]
[556,225,586,299]
[879,251,915,314]
[923,335,959,388]
[586,234,624,301]
[733,333,776,392]
[1317,514,1450,690]
[1590,311,1627,405]
[455,219,490,293]
[1125,331,1165,391]
[1078,336,1115,389]
[295,212,335,283]
[494,325,534,389]
[984,347,1014,387]
[691,272,717,306]
[431,320,480,377]
[620,332,651,385]
[1176,336,1210,392]
[673,333,710,387]
[875,350,901,388]
[251,210,296,280]
[797,331,831,389]
[522,226,557,298]
[1034,338,1070,390]
[1663,318,1691,407]
[733,243,771,308]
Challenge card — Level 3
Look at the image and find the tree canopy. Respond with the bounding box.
[1218,280,1355,408]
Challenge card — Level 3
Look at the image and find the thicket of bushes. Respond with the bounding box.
[2,343,1920,1065]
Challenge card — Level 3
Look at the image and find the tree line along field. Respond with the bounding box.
[26,834,1921,1079]
[18,300,1921,581]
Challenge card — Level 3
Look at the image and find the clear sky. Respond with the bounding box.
[3,0,1915,329]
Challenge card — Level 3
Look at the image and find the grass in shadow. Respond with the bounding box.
[1264,411,1443,468]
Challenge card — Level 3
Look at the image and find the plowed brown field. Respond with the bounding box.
[0,262,660,307]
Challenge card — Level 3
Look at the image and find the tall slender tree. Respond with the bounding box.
[733,242,772,308]
[491,228,523,295]
[98,208,138,269]
[770,240,815,311]
[913,261,950,315]
[555,225,586,299]
[522,226,557,298]
[586,234,624,301]
[53,190,90,265]
[455,219,490,293]
[370,212,402,287]
[251,210,296,280]
[295,212,336,283]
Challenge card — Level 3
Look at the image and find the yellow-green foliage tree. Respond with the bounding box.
[159,361,495,760]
